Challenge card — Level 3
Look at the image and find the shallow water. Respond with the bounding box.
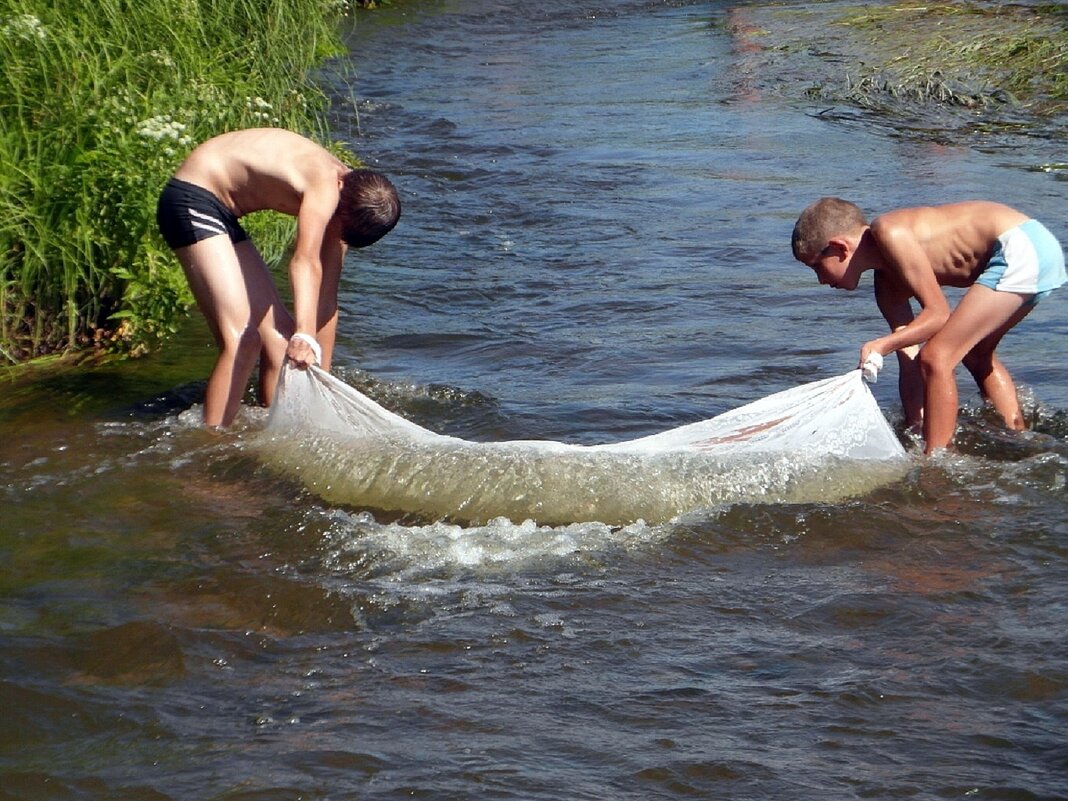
[3,1,1068,799]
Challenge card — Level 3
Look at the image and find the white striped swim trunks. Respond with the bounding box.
[977,219,1066,304]
[156,177,249,250]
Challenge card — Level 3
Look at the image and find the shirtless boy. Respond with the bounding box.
[792,198,1065,454]
[156,128,400,428]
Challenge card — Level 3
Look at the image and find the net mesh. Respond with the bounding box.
[256,366,909,525]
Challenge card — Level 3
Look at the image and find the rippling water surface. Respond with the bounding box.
[2,1,1067,799]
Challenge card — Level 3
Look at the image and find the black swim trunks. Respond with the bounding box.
[156,177,249,249]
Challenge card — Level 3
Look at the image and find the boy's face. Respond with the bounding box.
[801,239,861,291]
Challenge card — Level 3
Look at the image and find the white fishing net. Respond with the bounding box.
[256,366,909,525]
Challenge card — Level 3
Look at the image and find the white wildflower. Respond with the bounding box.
[136,114,187,142]
[2,13,47,42]
[147,49,176,68]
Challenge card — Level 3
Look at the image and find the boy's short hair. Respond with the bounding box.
[791,197,867,261]
[336,170,401,248]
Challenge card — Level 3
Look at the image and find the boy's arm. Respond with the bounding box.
[286,177,342,367]
[874,276,924,429]
[862,214,951,361]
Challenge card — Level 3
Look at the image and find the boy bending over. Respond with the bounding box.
[792,198,1065,454]
[157,128,401,428]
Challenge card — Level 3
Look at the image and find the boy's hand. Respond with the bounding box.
[859,339,887,367]
[860,351,883,383]
[287,332,322,369]
[859,340,887,383]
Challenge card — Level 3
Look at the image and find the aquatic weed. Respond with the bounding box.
[836,2,1068,114]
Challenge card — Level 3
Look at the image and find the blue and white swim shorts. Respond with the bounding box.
[156,177,249,250]
[976,219,1066,305]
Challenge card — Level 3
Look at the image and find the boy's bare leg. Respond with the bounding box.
[176,237,270,427]
[962,330,1032,430]
[232,240,293,407]
[316,310,339,372]
[314,235,345,371]
[918,286,1031,453]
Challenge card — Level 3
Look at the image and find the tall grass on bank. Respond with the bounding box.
[0,0,353,362]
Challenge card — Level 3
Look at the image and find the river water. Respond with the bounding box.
[3,1,1067,799]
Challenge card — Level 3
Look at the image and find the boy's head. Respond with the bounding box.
[336,170,401,248]
[791,197,866,264]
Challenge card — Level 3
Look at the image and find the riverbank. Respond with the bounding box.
[0,0,366,364]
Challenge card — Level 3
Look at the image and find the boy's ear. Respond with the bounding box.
[826,236,852,261]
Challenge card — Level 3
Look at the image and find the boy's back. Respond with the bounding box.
[174,128,350,219]
[872,201,1029,290]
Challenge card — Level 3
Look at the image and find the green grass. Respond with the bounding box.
[836,2,1068,113]
[0,0,361,362]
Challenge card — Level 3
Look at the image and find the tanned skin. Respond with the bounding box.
[170,128,353,427]
[798,201,1034,454]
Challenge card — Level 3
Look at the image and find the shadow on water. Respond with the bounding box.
[0,318,216,427]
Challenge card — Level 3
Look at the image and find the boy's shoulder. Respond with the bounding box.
[867,205,936,247]
[874,201,1024,233]
[870,204,927,227]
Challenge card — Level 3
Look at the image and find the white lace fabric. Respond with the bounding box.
[257,366,908,525]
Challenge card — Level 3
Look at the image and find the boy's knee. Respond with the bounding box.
[960,349,993,378]
[220,326,263,364]
[918,344,954,380]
